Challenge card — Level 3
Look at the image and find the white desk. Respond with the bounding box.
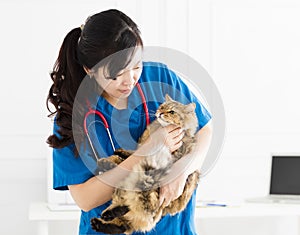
[196,202,300,218]
[195,202,300,235]
[29,201,300,235]
[29,202,80,235]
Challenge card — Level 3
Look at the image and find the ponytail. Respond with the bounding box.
[46,27,86,153]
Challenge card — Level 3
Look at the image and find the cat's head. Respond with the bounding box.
[156,94,198,135]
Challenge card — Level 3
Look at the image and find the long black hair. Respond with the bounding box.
[46,9,143,154]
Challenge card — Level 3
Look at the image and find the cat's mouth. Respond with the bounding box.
[156,112,169,127]
[157,118,170,127]
[156,113,177,127]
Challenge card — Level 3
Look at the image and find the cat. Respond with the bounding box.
[90,94,200,234]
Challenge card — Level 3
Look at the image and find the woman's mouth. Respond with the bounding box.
[119,89,131,94]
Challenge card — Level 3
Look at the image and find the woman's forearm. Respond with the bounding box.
[184,119,213,175]
[69,154,143,212]
[68,128,176,212]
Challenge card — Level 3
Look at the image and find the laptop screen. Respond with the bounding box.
[270,156,300,195]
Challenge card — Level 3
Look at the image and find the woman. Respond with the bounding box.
[47,9,212,235]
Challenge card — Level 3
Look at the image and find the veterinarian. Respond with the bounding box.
[47,9,212,235]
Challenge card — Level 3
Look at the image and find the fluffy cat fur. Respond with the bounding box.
[90,94,200,234]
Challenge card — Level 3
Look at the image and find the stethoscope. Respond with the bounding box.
[83,82,150,161]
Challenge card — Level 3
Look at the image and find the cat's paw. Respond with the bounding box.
[91,217,128,234]
[101,205,130,221]
[97,159,117,172]
[91,218,105,232]
[114,148,134,160]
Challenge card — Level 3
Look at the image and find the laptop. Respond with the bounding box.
[246,154,300,204]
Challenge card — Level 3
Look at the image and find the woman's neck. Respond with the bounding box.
[102,92,128,110]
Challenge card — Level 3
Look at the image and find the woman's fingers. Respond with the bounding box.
[163,125,184,152]
[169,140,183,153]
[137,125,184,156]
[159,187,172,207]
[166,125,182,136]
[159,173,187,207]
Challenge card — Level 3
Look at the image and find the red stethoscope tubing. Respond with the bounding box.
[136,82,150,126]
[83,83,149,160]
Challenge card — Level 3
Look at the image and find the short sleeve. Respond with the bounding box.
[52,122,95,190]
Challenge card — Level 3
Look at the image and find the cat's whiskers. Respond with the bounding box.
[139,113,156,119]
[140,110,157,119]
[148,110,157,117]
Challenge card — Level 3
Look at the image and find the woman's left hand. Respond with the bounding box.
[159,172,187,207]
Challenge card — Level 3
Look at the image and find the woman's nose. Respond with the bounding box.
[122,69,136,85]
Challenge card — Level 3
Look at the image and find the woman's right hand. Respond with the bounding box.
[136,125,184,156]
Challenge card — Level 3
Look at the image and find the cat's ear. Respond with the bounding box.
[165,94,173,102]
[185,102,196,112]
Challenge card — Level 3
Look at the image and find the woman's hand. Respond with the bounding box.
[136,125,184,156]
[159,172,187,206]
[163,125,185,153]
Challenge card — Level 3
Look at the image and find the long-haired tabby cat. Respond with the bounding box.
[91,94,200,234]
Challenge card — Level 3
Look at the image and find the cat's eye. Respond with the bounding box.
[169,110,175,114]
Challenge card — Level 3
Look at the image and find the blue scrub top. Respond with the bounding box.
[52,62,211,235]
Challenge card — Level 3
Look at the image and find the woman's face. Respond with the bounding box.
[94,48,143,103]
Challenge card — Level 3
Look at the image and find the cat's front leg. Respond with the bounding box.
[114,148,134,160]
[95,149,133,175]
[96,156,119,173]
[101,205,130,221]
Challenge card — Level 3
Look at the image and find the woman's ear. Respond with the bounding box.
[83,66,90,74]
[83,66,95,78]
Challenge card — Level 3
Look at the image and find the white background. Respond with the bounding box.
[1,0,300,234]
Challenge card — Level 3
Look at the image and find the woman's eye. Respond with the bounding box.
[105,76,117,81]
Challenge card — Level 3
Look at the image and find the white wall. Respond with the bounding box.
[198,0,300,200]
[1,0,300,234]
[196,1,300,234]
